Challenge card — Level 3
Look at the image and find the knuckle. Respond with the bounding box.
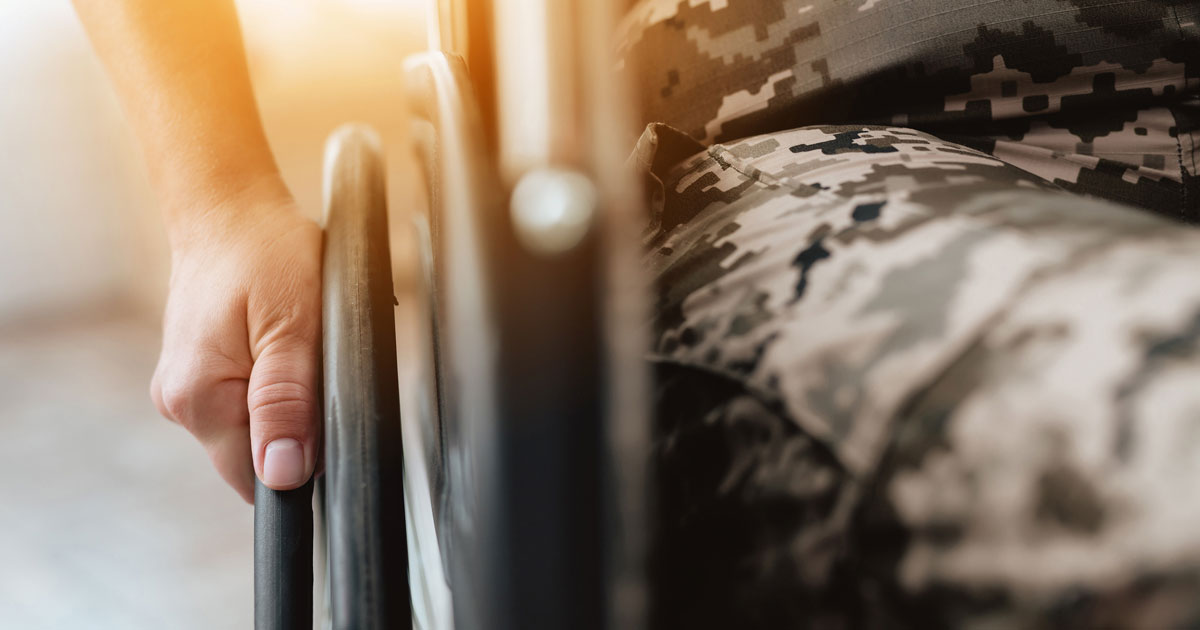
[157,376,202,429]
[248,381,315,430]
[149,375,169,420]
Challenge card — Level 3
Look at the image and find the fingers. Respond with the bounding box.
[152,365,256,502]
[150,337,321,498]
[205,424,256,503]
[247,337,320,491]
[147,210,323,501]
[151,338,320,498]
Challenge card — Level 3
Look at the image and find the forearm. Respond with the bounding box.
[73,0,286,242]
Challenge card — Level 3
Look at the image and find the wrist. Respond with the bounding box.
[162,170,295,253]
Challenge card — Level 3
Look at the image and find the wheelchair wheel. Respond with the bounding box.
[404,47,649,630]
[253,124,411,630]
[320,125,411,629]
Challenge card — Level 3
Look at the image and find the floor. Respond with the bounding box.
[0,310,253,629]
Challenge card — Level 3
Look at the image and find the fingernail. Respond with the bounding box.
[263,438,307,487]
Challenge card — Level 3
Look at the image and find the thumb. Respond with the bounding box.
[248,338,320,491]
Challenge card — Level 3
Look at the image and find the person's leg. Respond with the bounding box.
[618,0,1200,218]
[857,247,1200,628]
[651,362,859,629]
[639,123,1200,627]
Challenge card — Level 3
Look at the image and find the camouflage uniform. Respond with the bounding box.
[617,1,1200,628]
[618,0,1200,219]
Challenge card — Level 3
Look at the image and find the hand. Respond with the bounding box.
[150,184,322,503]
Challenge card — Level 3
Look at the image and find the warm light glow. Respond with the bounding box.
[334,0,424,7]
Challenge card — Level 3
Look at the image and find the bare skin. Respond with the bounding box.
[73,0,319,503]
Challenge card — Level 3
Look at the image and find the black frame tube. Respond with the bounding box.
[254,479,314,630]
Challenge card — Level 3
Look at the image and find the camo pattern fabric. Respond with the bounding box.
[632,123,1200,628]
[616,0,1200,220]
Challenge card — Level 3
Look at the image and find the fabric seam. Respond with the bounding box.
[1170,5,1192,220]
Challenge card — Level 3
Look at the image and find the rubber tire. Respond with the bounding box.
[321,124,411,630]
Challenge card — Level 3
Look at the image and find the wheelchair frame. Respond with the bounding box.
[254,1,650,628]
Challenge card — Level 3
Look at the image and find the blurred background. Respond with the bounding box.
[0,1,425,627]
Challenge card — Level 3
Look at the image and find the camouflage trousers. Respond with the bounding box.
[618,0,1200,219]
[635,123,1200,629]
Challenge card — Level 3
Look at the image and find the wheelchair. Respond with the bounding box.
[253,1,651,628]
